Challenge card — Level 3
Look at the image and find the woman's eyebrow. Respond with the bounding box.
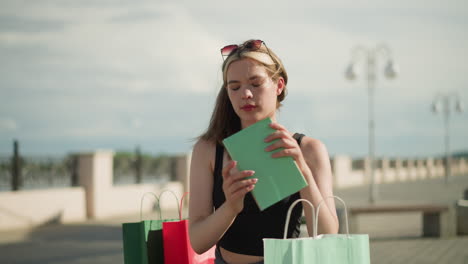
[249,75,263,80]
[227,75,264,84]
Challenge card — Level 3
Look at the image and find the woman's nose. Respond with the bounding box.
[241,87,253,99]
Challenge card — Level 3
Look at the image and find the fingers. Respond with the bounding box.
[230,184,255,200]
[222,160,237,180]
[264,129,290,143]
[222,160,256,187]
[264,137,296,152]
[270,148,301,158]
[229,170,255,184]
[226,178,257,198]
[264,129,297,154]
[264,122,303,161]
[221,161,257,209]
[269,122,287,131]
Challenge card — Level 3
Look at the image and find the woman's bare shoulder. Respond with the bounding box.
[192,138,217,170]
[300,136,327,152]
[193,138,217,155]
[299,136,330,165]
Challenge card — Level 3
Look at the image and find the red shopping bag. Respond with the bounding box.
[162,192,215,264]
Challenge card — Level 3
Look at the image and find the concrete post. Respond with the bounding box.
[453,157,465,176]
[407,159,417,181]
[364,157,371,185]
[332,155,354,188]
[461,158,467,175]
[435,159,444,178]
[381,158,391,183]
[77,150,114,219]
[416,159,426,180]
[426,158,435,178]
[395,158,402,182]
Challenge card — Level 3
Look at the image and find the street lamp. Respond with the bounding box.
[345,44,398,204]
[431,92,463,183]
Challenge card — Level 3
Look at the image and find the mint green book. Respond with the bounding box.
[222,118,308,211]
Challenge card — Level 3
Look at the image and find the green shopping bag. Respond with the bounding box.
[263,196,370,264]
[122,192,179,264]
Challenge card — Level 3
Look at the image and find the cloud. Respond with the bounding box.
[0,1,223,95]
[0,118,18,132]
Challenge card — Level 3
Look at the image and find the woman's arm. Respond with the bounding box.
[188,139,257,254]
[265,123,339,236]
[297,138,339,235]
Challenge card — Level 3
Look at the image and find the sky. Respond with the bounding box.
[0,0,467,158]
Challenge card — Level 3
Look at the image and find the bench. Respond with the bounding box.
[341,204,456,237]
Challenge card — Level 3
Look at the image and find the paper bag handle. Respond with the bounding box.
[283,198,316,239]
[158,189,181,220]
[179,192,190,220]
[314,195,350,238]
[140,192,161,221]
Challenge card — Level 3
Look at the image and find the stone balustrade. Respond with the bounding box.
[332,156,468,189]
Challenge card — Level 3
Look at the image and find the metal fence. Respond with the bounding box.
[0,155,77,192]
[0,151,176,191]
[352,159,365,170]
[113,152,174,185]
[0,156,11,191]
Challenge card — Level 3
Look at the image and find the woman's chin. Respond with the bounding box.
[240,116,266,128]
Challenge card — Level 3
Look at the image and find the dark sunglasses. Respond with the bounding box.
[220,39,272,61]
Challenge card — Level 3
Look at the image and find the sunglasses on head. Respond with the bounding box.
[220,39,271,61]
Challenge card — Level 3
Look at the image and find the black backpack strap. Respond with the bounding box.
[214,143,224,178]
[293,133,305,146]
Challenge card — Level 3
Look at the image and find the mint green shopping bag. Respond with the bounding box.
[263,196,370,264]
[122,192,179,264]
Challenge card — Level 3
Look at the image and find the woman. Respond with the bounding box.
[189,39,339,264]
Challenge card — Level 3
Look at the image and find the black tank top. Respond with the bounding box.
[212,133,306,256]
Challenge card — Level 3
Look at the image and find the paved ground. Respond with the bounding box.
[335,174,468,264]
[1,175,467,263]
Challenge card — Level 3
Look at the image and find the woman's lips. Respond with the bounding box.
[241,105,256,111]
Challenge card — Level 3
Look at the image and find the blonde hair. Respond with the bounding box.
[200,40,289,144]
[222,41,288,105]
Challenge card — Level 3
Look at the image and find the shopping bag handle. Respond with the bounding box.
[284,198,316,239]
[158,189,181,220]
[179,192,190,220]
[140,192,161,221]
[315,195,350,238]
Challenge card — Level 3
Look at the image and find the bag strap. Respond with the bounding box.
[214,143,224,180]
[140,192,161,221]
[284,198,316,239]
[315,196,350,238]
[158,190,181,220]
[179,192,190,220]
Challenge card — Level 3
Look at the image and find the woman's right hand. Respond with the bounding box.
[222,160,257,214]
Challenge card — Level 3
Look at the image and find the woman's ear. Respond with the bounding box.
[276,77,285,96]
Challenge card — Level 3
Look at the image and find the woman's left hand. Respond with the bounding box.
[264,122,307,170]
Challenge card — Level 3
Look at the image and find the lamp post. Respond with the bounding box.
[431,92,463,183]
[345,44,398,204]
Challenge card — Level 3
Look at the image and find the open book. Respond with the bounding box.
[222,118,308,211]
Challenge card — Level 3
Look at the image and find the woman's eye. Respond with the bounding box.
[251,78,265,87]
[229,86,240,91]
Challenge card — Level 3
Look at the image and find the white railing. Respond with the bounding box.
[331,156,468,188]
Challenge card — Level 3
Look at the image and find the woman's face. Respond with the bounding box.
[226,58,284,128]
